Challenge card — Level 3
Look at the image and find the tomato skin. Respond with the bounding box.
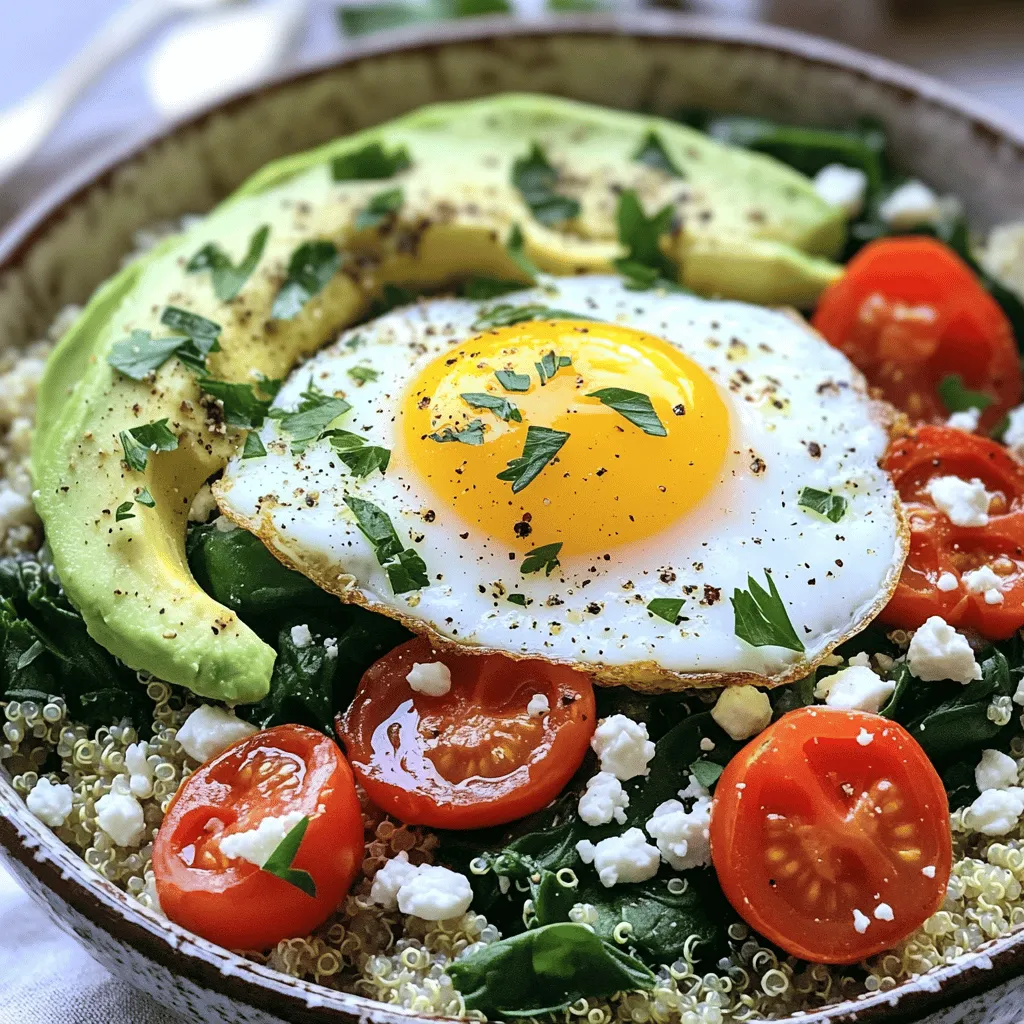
[710,707,951,964]
[338,637,596,830]
[881,425,1024,639]
[153,724,363,951]
[812,237,1020,430]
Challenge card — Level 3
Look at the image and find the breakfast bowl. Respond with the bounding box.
[3,12,1024,1024]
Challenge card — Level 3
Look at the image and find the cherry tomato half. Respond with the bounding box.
[337,636,596,830]
[881,425,1024,638]
[153,724,363,951]
[812,237,1020,430]
[710,707,951,964]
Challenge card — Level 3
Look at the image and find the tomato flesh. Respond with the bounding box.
[153,724,363,951]
[337,636,596,829]
[881,425,1024,638]
[812,237,1020,430]
[710,707,951,964]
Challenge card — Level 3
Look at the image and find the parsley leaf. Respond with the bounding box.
[460,276,524,300]
[938,373,995,414]
[535,350,573,386]
[347,365,380,385]
[355,187,404,231]
[472,303,586,331]
[261,816,316,897]
[507,593,528,606]
[187,225,270,302]
[797,487,848,524]
[242,431,267,459]
[386,548,430,594]
[331,141,410,181]
[497,426,570,493]
[370,282,417,317]
[199,375,281,429]
[731,571,804,652]
[270,380,351,454]
[521,542,562,576]
[647,598,683,624]
[633,131,684,177]
[461,392,522,423]
[325,432,391,477]
[495,369,531,393]
[506,223,539,280]
[115,502,135,522]
[429,419,485,446]
[586,387,667,436]
[119,419,179,473]
[107,330,191,381]
[615,190,679,291]
[689,759,724,789]
[271,241,342,320]
[137,488,156,508]
[512,143,581,227]
[158,306,223,373]
[343,495,427,594]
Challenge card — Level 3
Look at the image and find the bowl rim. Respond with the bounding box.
[3,12,1024,1024]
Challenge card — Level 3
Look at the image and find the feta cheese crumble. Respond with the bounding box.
[936,572,959,593]
[922,865,937,878]
[219,811,305,867]
[645,797,712,871]
[396,865,474,920]
[856,728,874,746]
[925,476,993,528]
[369,852,420,911]
[946,408,980,433]
[1004,404,1024,459]
[852,908,871,934]
[591,715,655,781]
[576,828,660,887]
[711,685,772,741]
[125,740,155,799]
[406,661,452,697]
[176,704,258,764]
[578,771,630,826]
[814,665,894,713]
[95,792,147,847]
[289,623,313,648]
[975,748,1019,792]
[527,693,550,717]
[26,777,73,828]
[906,616,982,684]
[813,164,868,217]
[967,787,1024,836]
[963,565,1005,606]
[874,902,895,922]
[879,180,942,228]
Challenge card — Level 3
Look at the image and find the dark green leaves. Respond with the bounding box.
[343,495,428,594]
[107,330,191,381]
[797,486,848,524]
[521,542,562,576]
[461,392,522,423]
[633,131,683,177]
[261,816,316,897]
[269,380,351,454]
[355,187,404,231]
[428,419,485,446]
[586,387,666,436]
[535,350,572,386]
[347,365,380,385]
[331,141,410,181]
[497,426,570,493]
[448,923,654,1018]
[137,488,156,508]
[731,571,804,652]
[459,276,524,300]
[938,373,995,414]
[160,306,222,347]
[689,759,724,789]
[507,593,527,606]
[647,598,683,624]
[505,224,539,280]
[472,303,585,331]
[337,0,511,36]
[495,369,531,392]
[242,431,267,459]
[271,241,342,320]
[512,143,581,227]
[119,419,178,472]
[614,189,679,290]
[115,502,135,522]
[200,375,281,429]
[326,431,391,477]
[187,225,270,302]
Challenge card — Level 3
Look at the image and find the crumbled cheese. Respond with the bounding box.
[575,828,660,887]
[936,572,959,593]
[1004,404,1024,459]
[815,665,895,713]
[1014,677,1024,706]
[214,515,237,533]
[95,792,147,847]
[967,787,1024,836]
[176,704,258,764]
[646,797,712,871]
[976,748,1019,791]
[813,164,868,217]
[922,865,937,878]
[0,483,36,534]
[219,811,305,867]
[678,773,711,802]
[848,651,871,668]
[852,908,871,934]
[699,737,715,752]
[963,565,1005,604]
[906,616,982,684]
[925,476,993,528]
[856,728,874,746]
[874,902,895,922]
[946,408,980,433]
[396,865,473,921]
[578,771,630,826]
[710,686,772,741]
[187,483,219,523]
[324,637,338,660]
[986,588,1005,605]
[879,180,942,228]
[369,852,420,911]
[406,661,452,697]
[527,693,550,717]
[289,623,313,648]
[124,740,155,798]
[569,902,599,925]
[26,777,73,828]
[591,715,655,781]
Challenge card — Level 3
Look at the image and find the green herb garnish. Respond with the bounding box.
[115,502,135,522]
[497,426,570,493]
[459,276,524,300]
[472,304,586,331]
[614,189,679,291]
[506,223,539,280]
[271,241,342,320]
[647,598,683,623]
[343,495,428,594]
[797,487,848,524]
[331,141,410,181]
[355,187,404,230]
[242,432,267,459]
[347,365,380,385]
[512,143,581,227]
[428,419,485,446]
[731,571,804,652]
[938,373,995,414]
[107,330,191,381]
[187,225,270,302]
[137,488,156,508]
[507,593,527,606]
[261,816,316,897]
[535,350,572,386]
[521,542,562,576]
[586,387,666,436]
[689,759,724,789]
[200,375,281,430]
[461,392,522,423]
[159,306,223,372]
[119,419,179,473]
[495,369,531,393]
[269,380,351,454]
[633,131,684,177]
[325,431,391,477]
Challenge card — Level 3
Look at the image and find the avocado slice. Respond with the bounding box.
[32,93,847,703]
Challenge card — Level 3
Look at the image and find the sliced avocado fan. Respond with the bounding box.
[32,93,847,704]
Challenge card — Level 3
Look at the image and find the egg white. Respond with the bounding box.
[215,276,907,689]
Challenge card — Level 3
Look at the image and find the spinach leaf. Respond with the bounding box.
[448,923,654,1018]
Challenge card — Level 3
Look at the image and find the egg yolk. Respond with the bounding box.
[396,320,730,557]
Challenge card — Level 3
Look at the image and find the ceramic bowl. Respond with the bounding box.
[2,13,1024,1024]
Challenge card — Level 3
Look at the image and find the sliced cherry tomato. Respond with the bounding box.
[337,636,596,830]
[710,707,951,964]
[881,425,1024,638]
[812,237,1020,430]
[153,724,363,951]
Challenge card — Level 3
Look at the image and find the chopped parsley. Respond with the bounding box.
[107,330,191,381]
[506,224,539,280]
[261,816,316,897]
[186,224,270,302]
[633,131,684,177]
[472,304,586,332]
[535,350,572,386]
[344,334,366,350]
[507,593,528,606]
[325,430,391,477]
[242,431,267,459]
[495,369,531,393]
[355,187,404,231]
[459,276,524,300]
[347,365,380,385]
[159,306,223,372]
[586,388,666,436]
[343,495,428,594]
[497,426,570,493]
[199,375,281,429]
[137,488,156,508]
[512,143,581,226]
[119,419,179,473]
[331,141,410,181]
[429,419,485,446]
[938,373,994,414]
[461,392,522,423]
[647,598,683,624]
[689,759,724,789]
[269,380,351,454]
[731,571,804,652]
[115,502,135,522]
[521,542,562,576]
[271,241,342,320]
[797,486,848,524]
[614,189,679,291]
[369,283,418,317]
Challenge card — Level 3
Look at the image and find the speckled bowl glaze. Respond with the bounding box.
[3,13,1024,1024]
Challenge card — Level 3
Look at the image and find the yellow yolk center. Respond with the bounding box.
[397,320,730,557]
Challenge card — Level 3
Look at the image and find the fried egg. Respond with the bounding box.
[215,276,906,689]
